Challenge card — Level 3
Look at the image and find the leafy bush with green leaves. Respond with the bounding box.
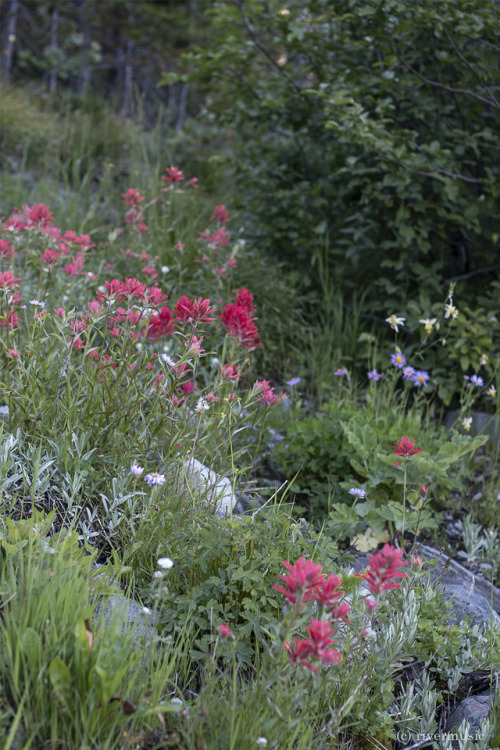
[271,398,487,536]
[176,0,500,315]
[129,507,340,665]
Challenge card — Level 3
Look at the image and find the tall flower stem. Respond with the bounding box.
[402,461,407,543]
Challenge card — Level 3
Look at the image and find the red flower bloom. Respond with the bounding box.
[62,251,85,277]
[24,203,54,229]
[146,286,168,307]
[148,306,175,341]
[0,310,21,330]
[354,543,408,597]
[306,619,342,664]
[220,293,260,350]
[274,557,324,606]
[392,436,423,461]
[175,296,216,325]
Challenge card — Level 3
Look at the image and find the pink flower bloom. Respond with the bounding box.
[143,265,158,279]
[174,242,185,251]
[146,286,168,307]
[189,177,198,188]
[211,205,230,223]
[54,307,65,318]
[184,335,204,356]
[210,228,230,247]
[260,386,280,406]
[306,619,342,664]
[39,248,61,266]
[122,188,145,206]
[162,166,185,186]
[75,234,95,250]
[222,364,239,382]
[392,436,423,461]
[354,543,408,597]
[87,300,104,318]
[24,203,54,228]
[62,251,85,277]
[0,239,14,259]
[252,380,271,394]
[6,348,19,359]
[285,638,318,673]
[274,557,324,606]
[313,573,345,610]
[219,623,233,639]
[0,271,22,291]
[0,310,21,330]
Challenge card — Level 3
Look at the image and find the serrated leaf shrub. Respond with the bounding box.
[176,0,500,317]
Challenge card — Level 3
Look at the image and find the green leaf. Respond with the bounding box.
[49,658,73,714]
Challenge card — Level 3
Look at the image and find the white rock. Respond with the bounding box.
[182,458,237,517]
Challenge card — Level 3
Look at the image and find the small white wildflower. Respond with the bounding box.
[153,571,163,579]
[30,299,45,308]
[256,739,268,748]
[419,318,437,335]
[171,697,183,705]
[487,386,497,398]
[158,557,174,570]
[479,353,488,366]
[161,353,175,366]
[142,606,152,615]
[385,314,405,332]
[462,417,472,432]
[131,464,144,476]
[195,397,209,414]
[444,303,458,319]
[161,266,170,274]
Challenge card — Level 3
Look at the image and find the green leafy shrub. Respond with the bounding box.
[130,507,340,665]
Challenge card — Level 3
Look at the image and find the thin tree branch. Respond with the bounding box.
[442,24,500,109]
[440,263,500,286]
[392,46,500,110]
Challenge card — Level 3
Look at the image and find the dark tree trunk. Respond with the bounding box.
[48,5,59,93]
[1,0,19,83]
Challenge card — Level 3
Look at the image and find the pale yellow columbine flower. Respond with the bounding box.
[385,314,405,332]
[462,417,472,432]
[419,318,437,335]
[444,303,458,319]
[487,386,497,398]
[479,353,488,366]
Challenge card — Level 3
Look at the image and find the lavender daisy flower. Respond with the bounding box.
[413,370,430,387]
[145,472,166,486]
[403,366,416,382]
[131,464,144,476]
[470,374,484,387]
[334,367,348,377]
[348,488,366,499]
[367,370,381,381]
[286,377,301,387]
[391,352,406,369]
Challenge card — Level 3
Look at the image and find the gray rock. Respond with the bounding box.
[94,593,157,642]
[445,693,495,735]
[443,583,500,627]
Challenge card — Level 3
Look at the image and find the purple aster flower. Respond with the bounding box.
[348,488,366,499]
[145,472,166,486]
[403,366,416,382]
[334,367,348,377]
[391,352,406,369]
[470,375,484,387]
[367,370,381,381]
[413,370,430,387]
[286,377,301,387]
[131,464,144,476]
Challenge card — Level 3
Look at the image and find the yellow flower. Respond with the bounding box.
[487,386,496,398]
[444,303,458,319]
[419,318,437,335]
